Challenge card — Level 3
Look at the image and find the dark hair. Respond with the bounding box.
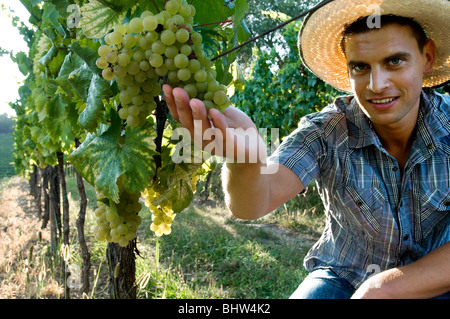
[341,15,428,55]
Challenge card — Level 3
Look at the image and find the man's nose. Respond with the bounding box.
[367,68,390,93]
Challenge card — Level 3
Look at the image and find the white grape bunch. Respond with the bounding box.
[141,187,176,237]
[94,189,143,247]
[96,0,231,129]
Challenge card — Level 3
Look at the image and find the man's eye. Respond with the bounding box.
[353,64,367,72]
[389,58,403,66]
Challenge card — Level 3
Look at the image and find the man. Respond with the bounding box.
[162,0,449,298]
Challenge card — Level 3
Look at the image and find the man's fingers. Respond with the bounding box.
[162,84,178,122]
[172,87,194,132]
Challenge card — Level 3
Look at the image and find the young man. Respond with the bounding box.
[162,0,449,298]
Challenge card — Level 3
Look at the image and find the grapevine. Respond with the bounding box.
[96,0,231,132]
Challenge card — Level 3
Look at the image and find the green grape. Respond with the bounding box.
[118,107,129,120]
[135,71,147,83]
[155,65,169,77]
[164,45,179,59]
[122,33,137,48]
[105,50,118,63]
[119,91,132,105]
[127,61,140,75]
[118,237,129,247]
[184,83,197,98]
[109,31,123,45]
[102,67,115,81]
[179,4,192,18]
[139,60,150,71]
[174,54,189,69]
[188,59,201,73]
[114,23,127,35]
[114,65,127,78]
[127,115,140,128]
[117,223,129,235]
[161,30,176,46]
[132,49,145,62]
[151,40,166,55]
[177,68,191,82]
[149,53,164,68]
[127,85,140,96]
[165,0,180,15]
[143,15,158,31]
[96,57,108,69]
[139,36,152,50]
[176,28,190,43]
[117,53,131,66]
[131,95,144,106]
[129,17,144,33]
[165,58,177,71]
[98,45,112,58]
[213,90,228,105]
[203,100,215,110]
[194,69,207,82]
[191,32,202,46]
[179,44,192,56]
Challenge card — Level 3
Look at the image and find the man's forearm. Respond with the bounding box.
[353,241,450,299]
[222,162,270,220]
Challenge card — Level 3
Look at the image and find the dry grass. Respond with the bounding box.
[0,176,63,298]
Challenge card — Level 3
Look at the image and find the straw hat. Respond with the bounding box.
[299,0,450,93]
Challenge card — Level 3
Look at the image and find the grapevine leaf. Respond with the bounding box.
[78,73,113,132]
[67,62,93,101]
[153,163,202,213]
[79,0,127,39]
[70,40,100,74]
[69,111,158,203]
[233,0,249,32]
[98,0,135,12]
[194,0,234,26]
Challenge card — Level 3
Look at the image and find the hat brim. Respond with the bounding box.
[299,0,450,93]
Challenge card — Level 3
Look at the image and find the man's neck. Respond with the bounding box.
[373,111,419,171]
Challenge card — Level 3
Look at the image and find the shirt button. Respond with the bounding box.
[356,201,363,207]
[393,167,398,172]
[444,200,450,206]
[427,144,434,150]
[403,235,409,241]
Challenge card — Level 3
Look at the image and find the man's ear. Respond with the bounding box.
[422,39,436,75]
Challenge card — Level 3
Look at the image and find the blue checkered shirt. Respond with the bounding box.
[270,89,450,288]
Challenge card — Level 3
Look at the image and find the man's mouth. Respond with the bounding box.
[369,97,398,104]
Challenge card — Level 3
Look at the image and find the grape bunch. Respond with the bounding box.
[142,187,176,237]
[96,0,231,129]
[94,189,143,247]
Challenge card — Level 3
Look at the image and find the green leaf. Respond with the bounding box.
[70,40,100,74]
[154,163,202,213]
[78,73,113,132]
[68,62,94,101]
[79,0,127,39]
[69,111,158,203]
[194,0,234,26]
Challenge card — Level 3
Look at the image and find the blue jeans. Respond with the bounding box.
[291,223,450,299]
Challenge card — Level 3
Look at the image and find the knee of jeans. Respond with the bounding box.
[290,269,355,299]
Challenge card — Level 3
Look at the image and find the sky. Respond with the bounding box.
[0,0,31,118]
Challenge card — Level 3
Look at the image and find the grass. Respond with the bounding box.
[0,173,324,299]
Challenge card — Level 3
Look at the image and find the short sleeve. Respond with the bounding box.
[268,113,327,188]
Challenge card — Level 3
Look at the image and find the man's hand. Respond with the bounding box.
[162,84,267,164]
[352,242,450,299]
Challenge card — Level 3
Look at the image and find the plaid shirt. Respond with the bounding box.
[270,89,450,288]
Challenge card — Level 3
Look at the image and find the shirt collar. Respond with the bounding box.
[336,89,450,151]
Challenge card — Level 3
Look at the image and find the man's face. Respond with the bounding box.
[344,23,435,131]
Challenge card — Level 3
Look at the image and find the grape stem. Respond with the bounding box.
[194,19,233,29]
[211,0,334,61]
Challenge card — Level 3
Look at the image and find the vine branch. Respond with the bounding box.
[212,0,334,61]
